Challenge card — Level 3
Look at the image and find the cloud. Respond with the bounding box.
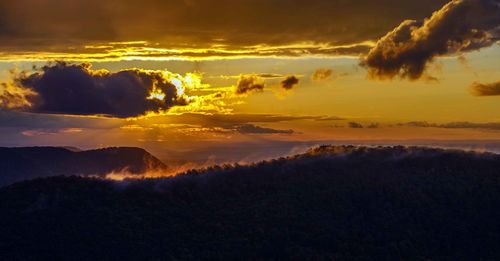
[132,113,318,130]
[348,122,364,128]
[0,110,122,129]
[314,116,345,121]
[361,0,500,80]
[470,80,500,96]
[127,113,322,139]
[217,73,284,80]
[399,121,500,130]
[235,75,265,95]
[21,128,83,137]
[0,0,451,59]
[257,73,285,79]
[347,122,380,129]
[120,115,299,144]
[280,76,299,90]
[0,42,374,61]
[0,62,191,118]
[311,69,334,81]
[0,82,35,109]
[235,124,294,134]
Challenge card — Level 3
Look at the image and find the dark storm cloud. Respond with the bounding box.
[0,0,451,56]
[235,75,265,95]
[280,76,299,90]
[361,0,500,80]
[470,80,500,96]
[0,62,189,118]
[236,124,293,134]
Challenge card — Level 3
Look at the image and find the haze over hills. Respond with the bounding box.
[0,147,166,186]
[1,145,500,260]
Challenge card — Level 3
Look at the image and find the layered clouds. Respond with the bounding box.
[1,0,498,65]
[0,0,498,65]
[0,63,191,118]
[361,0,500,80]
[400,121,500,130]
[236,124,294,134]
[0,0,451,59]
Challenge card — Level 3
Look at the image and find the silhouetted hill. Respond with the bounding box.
[0,147,166,186]
[1,145,500,260]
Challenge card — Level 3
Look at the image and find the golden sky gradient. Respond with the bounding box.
[0,0,499,164]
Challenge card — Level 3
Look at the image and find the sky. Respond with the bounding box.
[0,0,499,165]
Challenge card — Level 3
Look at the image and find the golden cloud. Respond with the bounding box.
[0,0,451,60]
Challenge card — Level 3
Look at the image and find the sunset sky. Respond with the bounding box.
[0,0,499,165]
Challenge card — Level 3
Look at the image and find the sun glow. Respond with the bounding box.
[171,78,184,96]
[163,71,206,96]
[147,89,166,100]
[144,71,207,102]
[0,40,375,62]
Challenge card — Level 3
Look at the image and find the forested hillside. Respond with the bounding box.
[1,146,500,260]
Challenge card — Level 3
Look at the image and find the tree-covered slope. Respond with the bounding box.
[1,145,500,260]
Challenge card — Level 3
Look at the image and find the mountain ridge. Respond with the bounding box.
[1,145,500,260]
[0,146,166,186]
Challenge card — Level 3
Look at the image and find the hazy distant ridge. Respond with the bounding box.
[0,146,166,186]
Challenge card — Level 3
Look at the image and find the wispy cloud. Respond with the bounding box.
[236,124,293,134]
[399,121,500,131]
[311,69,333,81]
[21,128,83,137]
[470,80,500,96]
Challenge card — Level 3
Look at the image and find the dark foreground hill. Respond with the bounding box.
[1,145,500,260]
[0,147,166,186]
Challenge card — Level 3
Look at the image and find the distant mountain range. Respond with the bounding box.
[1,145,500,260]
[0,147,166,186]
